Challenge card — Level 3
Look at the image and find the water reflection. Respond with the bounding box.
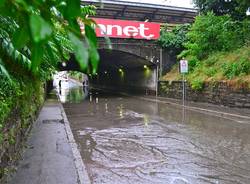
[58,86,89,103]
[105,103,108,113]
[143,114,149,127]
[118,104,124,118]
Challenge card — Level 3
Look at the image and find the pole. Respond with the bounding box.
[160,48,163,78]
[156,64,158,97]
[182,74,185,107]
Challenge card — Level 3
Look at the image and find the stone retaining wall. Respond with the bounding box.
[159,81,250,108]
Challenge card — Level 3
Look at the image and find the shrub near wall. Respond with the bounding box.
[0,71,44,180]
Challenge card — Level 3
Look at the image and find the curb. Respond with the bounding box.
[59,102,91,184]
[117,90,250,122]
[137,96,250,120]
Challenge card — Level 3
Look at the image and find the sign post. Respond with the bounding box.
[180,59,188,107]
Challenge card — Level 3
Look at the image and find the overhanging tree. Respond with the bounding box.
[193,0,250,20]
[158,24,190,55]
[0,0,99,79]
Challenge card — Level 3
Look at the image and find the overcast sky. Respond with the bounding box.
[122,0,195,8]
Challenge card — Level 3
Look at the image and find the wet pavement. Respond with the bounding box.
[62,84,250,184]
[8,99,79,184]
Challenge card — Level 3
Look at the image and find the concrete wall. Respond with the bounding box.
[159,81,250,108]
[98,38,161,63]
[161,49,177,76]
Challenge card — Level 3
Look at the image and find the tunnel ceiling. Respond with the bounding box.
[58,50,156,72]
[98,49,154,71]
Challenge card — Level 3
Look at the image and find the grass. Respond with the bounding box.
[162,46,250,89]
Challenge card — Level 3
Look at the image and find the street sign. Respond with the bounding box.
[180,59,188,73]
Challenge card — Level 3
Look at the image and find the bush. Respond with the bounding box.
[0,65,44,179]
[191,78,204,91]
[181,12,247,60]
[0,74,44,135]
[186,56,200,72]
[222,57,250,79]
[161,12,250,89]
[158,24,190,54]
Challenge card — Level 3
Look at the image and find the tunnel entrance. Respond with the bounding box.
[91,49,158,95]
[58,49,159,95]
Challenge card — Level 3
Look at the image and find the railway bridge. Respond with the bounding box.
[60,0,197,94]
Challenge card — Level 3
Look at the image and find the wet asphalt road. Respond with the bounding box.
[61,84,250,184]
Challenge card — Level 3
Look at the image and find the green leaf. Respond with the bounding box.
[30,14,52,43]
[85,24,97,47]
[0,0,5,7]
[85,24,99,72]
[0,59,11,80]
[86,37,99,74]
[12,26,30,49]
[65,0,81,19]
[89,46,99,74]
[45,43,57,65]
[31,43,44,73]
[68,19,81,37]
[68,32,89,70]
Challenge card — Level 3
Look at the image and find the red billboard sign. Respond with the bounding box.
[82,18,160,40]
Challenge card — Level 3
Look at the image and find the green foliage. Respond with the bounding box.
[69,71,83,81]
[193,0,250,20]
[0,59,10,80]
[158,24,190,54]
[30,14,53,43]
[0,72,44,127]
[0,69,44,180]
[0,1,99,78]
[222,57,250,79]
[1,1,101,177]
[186,56,200,72]
[180,12,249,60]
[163,3,250,90]
[163,46,250,90]
[190,78,204,91]
[190,46,250,87]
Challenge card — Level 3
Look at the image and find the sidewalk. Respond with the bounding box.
[7,97,84,184]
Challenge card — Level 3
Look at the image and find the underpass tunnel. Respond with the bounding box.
[90,49,158,95]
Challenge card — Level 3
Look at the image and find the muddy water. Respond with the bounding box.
[62,88,250,184]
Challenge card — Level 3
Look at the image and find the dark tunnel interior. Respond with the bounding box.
[58,49,158,95]
[91,49,157,94]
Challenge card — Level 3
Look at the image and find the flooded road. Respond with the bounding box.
[61,85,250,184]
